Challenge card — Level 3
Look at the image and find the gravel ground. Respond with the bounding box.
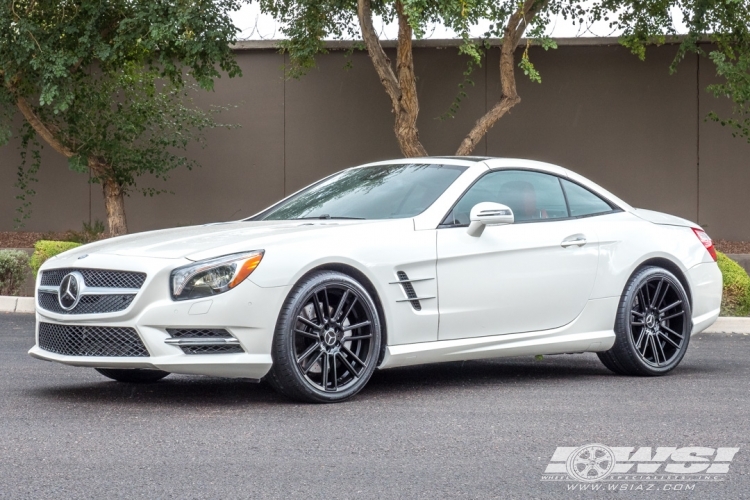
[0,313,748,499]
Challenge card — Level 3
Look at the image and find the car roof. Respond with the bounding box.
[358,156,567,175]
[355,156,633,211]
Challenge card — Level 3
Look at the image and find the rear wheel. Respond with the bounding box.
[266,270,382,403]
[95,368,170,383]
[598,266,691,376]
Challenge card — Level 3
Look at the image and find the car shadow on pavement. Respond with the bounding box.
[25,354,713,406]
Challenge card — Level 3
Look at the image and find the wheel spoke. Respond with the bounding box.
[342,344,365,367]
[631,321,644,327]
[332,354,338,391]
[661,310,684,322]
[657,282,671,309]
[295,328,320,340]
[661,324,684,339]
[660,300,683,314]
[631,310,645,318]
[345,334,372,341]
[322,353,330,391]
[337,351,360,378]
[658,331,680,349]
[323,288,331,321]
[651,278,664,308]
[297,316,321,330]
[341,297,358,323]
[637,289,648,312]
[643,282,652,309]
[640,334,650,357]
[344,321,371,331]
[313,291,326,323]
[305,351,324,374]
[333,290,349,322]
[656,336,667,363]
[635,329,647,350]
[649,335,660,365]
[297,342,321,364]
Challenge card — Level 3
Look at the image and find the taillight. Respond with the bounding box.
[692,227,717,261]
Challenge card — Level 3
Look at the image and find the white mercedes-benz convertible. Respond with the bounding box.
[30,157,722,403]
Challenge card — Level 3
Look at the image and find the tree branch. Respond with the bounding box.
[455,0,543,156]
[15,95,75,158]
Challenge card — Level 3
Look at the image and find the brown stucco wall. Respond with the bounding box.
[1,42,748,238]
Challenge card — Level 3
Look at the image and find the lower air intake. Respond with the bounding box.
[180,345,244,355]
[38,323,149,357]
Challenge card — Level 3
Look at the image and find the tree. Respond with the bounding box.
[258,0,750,157]
[0,0,242,235]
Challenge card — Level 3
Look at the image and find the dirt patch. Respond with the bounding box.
[0,231,72,249]
[714,240,750,255]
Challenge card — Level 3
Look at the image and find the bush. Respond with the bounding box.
[29,240,82,277]
[64,220,106,244]
[0,250,29,296]
[717,251,750,316]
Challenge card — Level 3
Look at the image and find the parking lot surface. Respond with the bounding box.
[0,313,747,499]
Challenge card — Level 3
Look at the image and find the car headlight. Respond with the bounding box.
[170,250,264,301]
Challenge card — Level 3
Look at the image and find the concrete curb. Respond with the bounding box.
[2,294,750,333]
[701,317,750,334]
[0,297,34,314]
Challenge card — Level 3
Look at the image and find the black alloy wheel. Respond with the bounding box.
[266,271,382,403]
[598,266,692,376]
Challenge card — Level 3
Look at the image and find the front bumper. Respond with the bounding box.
[29,254,290,380]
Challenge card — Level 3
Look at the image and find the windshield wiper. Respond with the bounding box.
[294,215,365,220]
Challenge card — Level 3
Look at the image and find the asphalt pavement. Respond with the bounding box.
[0,313,748,499]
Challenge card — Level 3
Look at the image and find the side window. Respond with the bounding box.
[560,179,613,217]
[443,170,569,225]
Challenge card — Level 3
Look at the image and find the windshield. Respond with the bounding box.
[257,163,466,220]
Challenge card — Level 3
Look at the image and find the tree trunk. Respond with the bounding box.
[102,178,128,237]
[89,158,128,236]
[357,0,427,157]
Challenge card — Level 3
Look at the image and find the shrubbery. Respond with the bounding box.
[717,251,750,317]
[29,240,81,277]
[0,250,30,296]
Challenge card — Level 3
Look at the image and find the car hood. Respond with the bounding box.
[631,209,697,228]
[62,220,382,260]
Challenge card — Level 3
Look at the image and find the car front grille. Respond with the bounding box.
[38,323,149,357]
[40,269,147,289]
[38,291,135,315]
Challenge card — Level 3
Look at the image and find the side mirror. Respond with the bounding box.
[467,202,514,237]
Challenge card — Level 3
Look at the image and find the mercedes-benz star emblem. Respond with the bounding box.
[58,272,83,311]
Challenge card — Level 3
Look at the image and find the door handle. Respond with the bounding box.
[561,235,587,248]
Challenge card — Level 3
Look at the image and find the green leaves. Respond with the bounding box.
[0,0,241,225]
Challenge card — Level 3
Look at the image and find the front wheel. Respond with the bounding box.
[95,368,170,383]
[266,271,382,403]
[598,266,692,376]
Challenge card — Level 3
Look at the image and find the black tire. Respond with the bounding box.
[95,368,170,383]
[266,270,382,403]
[598,266,692,376]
